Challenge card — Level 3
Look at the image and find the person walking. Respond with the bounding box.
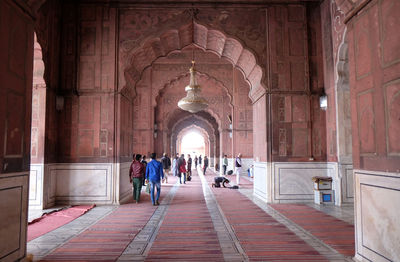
[141,155,148,186]
[145,153,165,206]
[194,155,198,169]
[203,156,209,175]
[172,154,179,177]
[178,154,187,184]
[187,154,192,180]
[235,153,242,185]
[199,155,202,166]
[129,154,145,204]
[161,153,171,183]
[222,155,228,175]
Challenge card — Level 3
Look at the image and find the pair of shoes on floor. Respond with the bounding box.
[153,201,160,206]
[136,200,139,204]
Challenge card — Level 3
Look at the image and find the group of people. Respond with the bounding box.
[129,152,164,206]
[221,153,242,185]
[129,152,210,206]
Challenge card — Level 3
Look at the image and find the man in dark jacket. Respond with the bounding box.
[161,153,171,183]
[203,156,209,175]
[129,154,145,203]
[187,154,192,180]
[194,155,198,169]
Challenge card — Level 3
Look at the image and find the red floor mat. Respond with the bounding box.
[28,205,95,242]
[270,204,355,257]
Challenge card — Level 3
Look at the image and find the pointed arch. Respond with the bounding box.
[121,21,265,100]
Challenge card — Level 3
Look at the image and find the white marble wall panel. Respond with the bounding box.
[327,162,354,205]
[272,162,333,203]
[341,164,354,203]
[253,162,269,202]
[46,163,113,205]
[0,173,29,262]
[29,164,43,209]
[119,162,132,204]
[354,170,400,262]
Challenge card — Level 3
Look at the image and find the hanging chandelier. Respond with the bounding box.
[178,60,208,113]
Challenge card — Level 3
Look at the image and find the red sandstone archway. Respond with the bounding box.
[121,22,265,101]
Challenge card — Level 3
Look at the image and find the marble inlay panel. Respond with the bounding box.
[29,164,43,208]
[273,162,333,202]
[119,162,131,202]
[253,161,268,201]
[355,170,400,262]
[47,163,113,204]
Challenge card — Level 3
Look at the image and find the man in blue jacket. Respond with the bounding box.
[145,153,165,206]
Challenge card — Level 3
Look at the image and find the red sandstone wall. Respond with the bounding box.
[233,70,253,158]
[53,3,326,165]
[58,3,117,163]
[268,4,326,162]
[0,1,34,173]
[253,95,268,162]
[320,0,338,162]
[346,0,400,172]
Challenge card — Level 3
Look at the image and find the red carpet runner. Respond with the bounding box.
[270,204,355,256]
[207,174,328,261]
[146,173,224,261]
[28,205,95,242]
[41,183,173,262]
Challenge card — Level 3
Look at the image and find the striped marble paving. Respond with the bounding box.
[40,185,173,262]
[208,174,328,261]
[145,174,224,261]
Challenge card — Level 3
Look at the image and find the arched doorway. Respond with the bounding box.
[29,33,46,210]
[178,128,207,157]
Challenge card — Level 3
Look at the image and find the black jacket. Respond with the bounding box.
[161,156,171,169]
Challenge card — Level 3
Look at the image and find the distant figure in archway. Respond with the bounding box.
[235,153,242,185]
[199,155,202,166]
[141,155,148,186]
[203,156,209,175]
[178,154,187,184]
[187,154,192,180]
[194,155,198,169]
[161,153,171,183]
[172,154,179,177]
[222,155,228,175]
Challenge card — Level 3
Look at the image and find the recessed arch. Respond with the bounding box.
[177,125,209,157]
[169,112,219,167]
[122,21,265,99]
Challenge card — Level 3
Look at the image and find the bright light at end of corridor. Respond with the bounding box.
[182,132,205,148]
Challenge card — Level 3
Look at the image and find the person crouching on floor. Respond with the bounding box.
[212,176,230,188]
[129,154,145,204]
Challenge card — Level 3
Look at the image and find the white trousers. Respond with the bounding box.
[235,167,241,185]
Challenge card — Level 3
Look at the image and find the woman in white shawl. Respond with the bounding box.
[235,153,242,185]
[172,154,179,177]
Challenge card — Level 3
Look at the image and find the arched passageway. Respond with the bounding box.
[177,126,207,158]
